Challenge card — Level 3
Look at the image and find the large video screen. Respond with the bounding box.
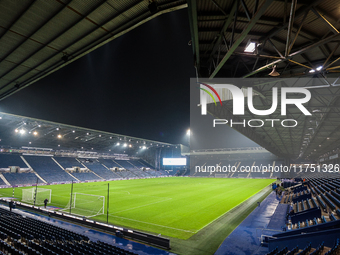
[163,158,187,166]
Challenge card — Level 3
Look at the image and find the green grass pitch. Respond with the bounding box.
[0,177,273,239]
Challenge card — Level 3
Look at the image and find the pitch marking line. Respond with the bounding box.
[108,214,196,233]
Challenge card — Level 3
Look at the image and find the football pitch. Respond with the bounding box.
[0,177,273,239]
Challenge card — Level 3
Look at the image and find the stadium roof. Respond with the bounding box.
[188,0,340,160]
[0,112,175,154]
[0,0,186,101]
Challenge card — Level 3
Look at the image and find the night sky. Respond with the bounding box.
[0,9,195,145]
[0,8,257,148]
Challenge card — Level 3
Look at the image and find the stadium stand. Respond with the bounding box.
[81,159,118,180]
[2,173,38,186]
[23,156,76,183]
[114,160,149,178]
[0,206,137,255]
[0,154,27,168]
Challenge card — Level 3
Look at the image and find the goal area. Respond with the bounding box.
[22,188,51,205]
[60,193,105,218]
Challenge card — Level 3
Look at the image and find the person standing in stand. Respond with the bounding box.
[9,199,14,212]
[44,198,49,208]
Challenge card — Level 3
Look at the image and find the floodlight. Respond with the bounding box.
[33,131,38,136]
[117,143,120,146]
[129,144,132,148]
[309,66,322,73]
[244,39,258,53]
[123,143,127,147]
[142,146,146,149]
[187,129,191,135]
[57,134,62,139]
[15,129,19,133]
[19,129,26,135]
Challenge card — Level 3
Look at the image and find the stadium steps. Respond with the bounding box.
[101,163,122,178]
[246,161,256,178]
[0,173,10,186]
[230,162,241,178]
[75,159,104,180]
[112,160,139,178]
[21,156,47,184]
[52,157,80,182]
[127,161,152,177]
[270,161,276,179]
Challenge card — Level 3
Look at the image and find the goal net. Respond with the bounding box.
[61,193,105,218]
[22,188,51,205]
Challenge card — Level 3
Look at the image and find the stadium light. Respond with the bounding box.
[244,39,258,53]
[15,129,19,133]
[116,142,120,146]
[57,134,62,139]
[142,146,146,149]
[19,129,26,135]
[309,66,323,73]
[129,144,132,148]
[123,143,127,147]
[187,129,191,136]
[33,131,38,136]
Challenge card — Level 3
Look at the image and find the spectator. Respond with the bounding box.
[9,199,14,212]
[44,198,49,208]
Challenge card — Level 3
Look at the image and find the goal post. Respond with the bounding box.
[22,188,51,205]
[60,193,105,218]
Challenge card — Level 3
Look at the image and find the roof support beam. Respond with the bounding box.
[285,0,297,57]
[244,32,340,77]
[261,0,324,42]
[288,10,309,55]
[311,8,339,34]
[240,0,251,21]
[323,42,340,68]
[188,0,200,72]
[209,0,275,78]
[230,0,239,48]
[207,0,238,64]
[268,39,284,58]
